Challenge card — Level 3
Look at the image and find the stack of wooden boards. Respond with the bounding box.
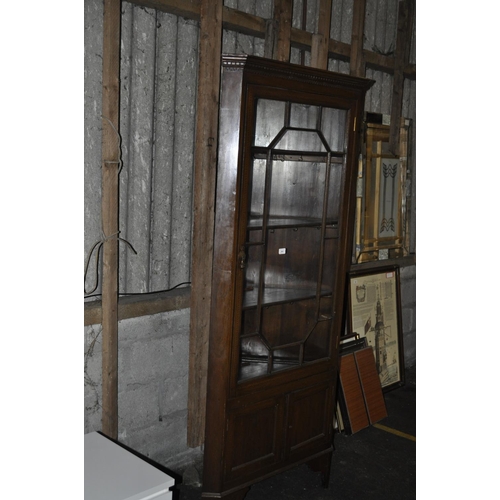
[336,335,388,434]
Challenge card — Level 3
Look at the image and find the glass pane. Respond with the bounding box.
[269,161,326,221]
[321,107,347,152]
[264,227,322,292]
[319,237,336,294]
[261,300,316,347]
[254,99,286,147]
[241,308,258,337]
[290,103,319,129]
[272,345,300,373]
[303,298,333,363]
[239,334,269,380]
[275,130,326,152]
[303,321,331,362]
[243,232,262,305]
[248,159,266,223]
[326,164,342,223]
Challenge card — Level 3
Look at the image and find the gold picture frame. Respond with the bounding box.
[354,113,412,263]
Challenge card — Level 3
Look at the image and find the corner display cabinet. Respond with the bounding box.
[202,55,374,499]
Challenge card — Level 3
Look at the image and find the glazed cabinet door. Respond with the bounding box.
[236,93,349,382]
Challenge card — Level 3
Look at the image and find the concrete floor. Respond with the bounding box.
[174,367,416,500]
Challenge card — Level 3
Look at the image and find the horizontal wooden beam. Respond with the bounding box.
[222,5,266,37]
[364,46,415,79]
[84,287,191,326]
[127,0,415,78]
[129,0,200,20]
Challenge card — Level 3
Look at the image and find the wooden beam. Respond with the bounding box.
[363,49,415,78]
[327,37,351,60]
[129,0,200,20]
[101,0,121,441]
[222,5,266,37]
[311,0,333,70]
[350,0,367,77]
[389,0,414,155]
[187,0,223,448]
[271,0,292,62]
[364,50,394,73]
[84,287,191,326]
[289,26,313,51]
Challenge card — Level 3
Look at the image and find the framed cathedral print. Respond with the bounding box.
[347,266,404,392]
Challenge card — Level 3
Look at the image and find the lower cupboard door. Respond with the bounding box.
[223,396,284,483]
[285,382,333,461]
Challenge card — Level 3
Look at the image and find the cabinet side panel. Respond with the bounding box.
[203,66,244,493]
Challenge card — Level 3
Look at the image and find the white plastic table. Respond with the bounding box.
[84,432,175,500]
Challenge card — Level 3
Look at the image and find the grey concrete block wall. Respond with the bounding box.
[84,308,202,473]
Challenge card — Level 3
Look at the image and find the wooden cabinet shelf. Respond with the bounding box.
[242,287,332,309]
[251,148,345,162]
[247,215,339,231]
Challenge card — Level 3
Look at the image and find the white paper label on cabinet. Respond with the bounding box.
[279,248,287,255]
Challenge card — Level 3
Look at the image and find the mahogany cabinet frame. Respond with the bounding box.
[202,55,373,499]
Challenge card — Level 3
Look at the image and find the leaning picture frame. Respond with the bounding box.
[347,266,405,392]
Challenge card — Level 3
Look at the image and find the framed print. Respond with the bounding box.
[353,113,413,264]
[347,266,404,391]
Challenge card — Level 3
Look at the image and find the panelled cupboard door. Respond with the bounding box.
[202,55,373,500]
[285,382,334,461]
[223,396,285,484]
